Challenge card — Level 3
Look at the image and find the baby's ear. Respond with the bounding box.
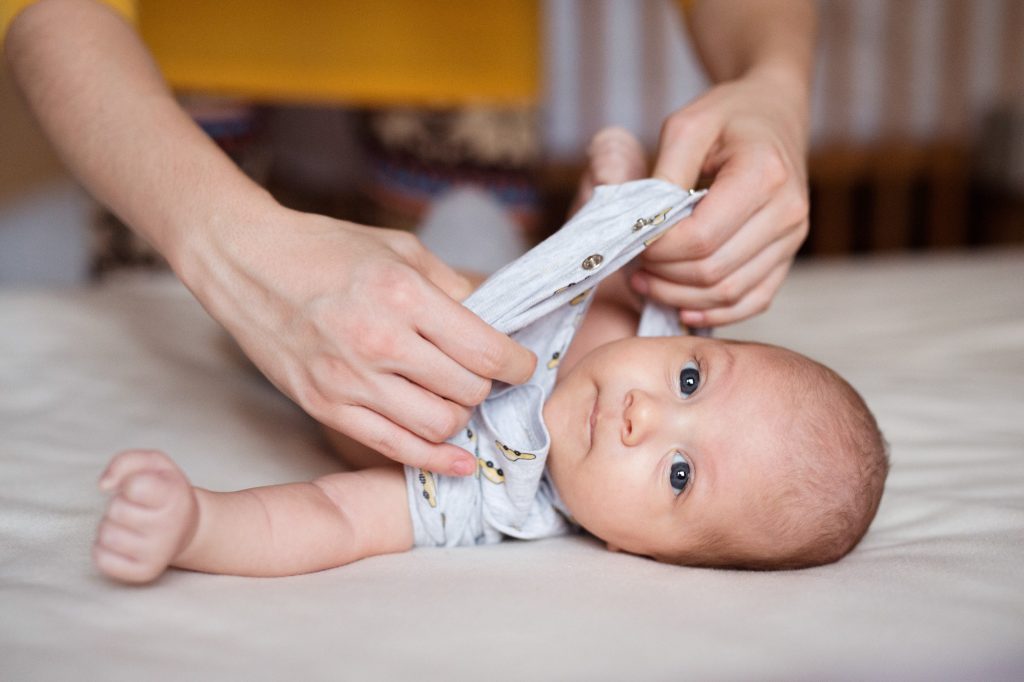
[606,543,621,553]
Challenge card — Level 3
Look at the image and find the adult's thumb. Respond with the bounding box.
[651,114,720,189]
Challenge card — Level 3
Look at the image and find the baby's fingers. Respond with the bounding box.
[98,449,176,493]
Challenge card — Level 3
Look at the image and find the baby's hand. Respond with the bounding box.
[93,450,198,584]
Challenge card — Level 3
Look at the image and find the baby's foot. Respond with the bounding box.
[587,126,648,183]
[571,126,648,214]
[93,449,198,584]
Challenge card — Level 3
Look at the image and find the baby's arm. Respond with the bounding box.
[94,450,411,583]
[556,272,640,379]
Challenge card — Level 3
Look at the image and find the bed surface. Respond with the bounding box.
[2,249,1023,680]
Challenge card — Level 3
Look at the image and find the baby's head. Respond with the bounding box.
[542,336,888,570]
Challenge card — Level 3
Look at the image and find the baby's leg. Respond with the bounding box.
[93,450,199,584]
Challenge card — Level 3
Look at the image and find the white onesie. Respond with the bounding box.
[404,179,705,547]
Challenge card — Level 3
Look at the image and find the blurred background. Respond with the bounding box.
[1,0,1022,286]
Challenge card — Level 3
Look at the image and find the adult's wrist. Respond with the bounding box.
[170,180,284,303]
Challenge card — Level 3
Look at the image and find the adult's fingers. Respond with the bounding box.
[390,334,494,409]
[341,370,473,445]
[401,235,475,302]
[639,193,805,288]
[651,113,720,190]
[635,228,799,313]
[681,261,791,327]
[645,146,780,264]
[415,287,536,386]
[330,403,476,476]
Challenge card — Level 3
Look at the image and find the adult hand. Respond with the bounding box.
[5,0,537,475]
[193,207,536,476]
[633,68,811,327]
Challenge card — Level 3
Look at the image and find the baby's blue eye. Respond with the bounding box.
[669,452,692,495]
[679,362,700,397]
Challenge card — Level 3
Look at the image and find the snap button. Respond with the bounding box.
[581,254,604,270]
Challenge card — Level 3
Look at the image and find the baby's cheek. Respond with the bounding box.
[580,471,642,532]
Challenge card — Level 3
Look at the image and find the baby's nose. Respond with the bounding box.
[622,390,658,446]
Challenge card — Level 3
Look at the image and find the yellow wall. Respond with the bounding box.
[1,0,135,35]
[137,0,539,106]
[3,0,539,106]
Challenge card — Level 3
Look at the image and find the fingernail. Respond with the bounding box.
[630,273,649,295]
[451,458,474,476]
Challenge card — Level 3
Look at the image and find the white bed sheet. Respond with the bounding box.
[2,249,1023,680]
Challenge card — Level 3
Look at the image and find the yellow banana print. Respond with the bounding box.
[417,469,438,508]
[569,289,591,306]
[495,439,537,462]
[478,458,505,483]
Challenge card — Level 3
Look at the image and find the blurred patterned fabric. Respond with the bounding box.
[362,106,542,238]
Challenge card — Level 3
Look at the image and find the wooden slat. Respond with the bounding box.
[999,0,1024,103]
[642,0,671,151]
[927,144,971,248]
[871,143,922,250]
[938,0,973,140]
[820,0,855,143]
[578,1,606,143]
[808,146,868,254]
[881,0,915,139]
[872,0,919,251]
[932,0,972,247]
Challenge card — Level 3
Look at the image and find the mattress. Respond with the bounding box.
[2,249,1022,680]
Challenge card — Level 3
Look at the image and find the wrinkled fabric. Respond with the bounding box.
[405,179,705,547]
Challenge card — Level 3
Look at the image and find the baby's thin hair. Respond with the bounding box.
[667,345,890,570]
[762,351,889,568]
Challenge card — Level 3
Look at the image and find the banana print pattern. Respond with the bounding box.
[418,469,438,508]
[546,350,562,370]
[495,439,537,462]
[569,289,591,306]
[478,458,506,484]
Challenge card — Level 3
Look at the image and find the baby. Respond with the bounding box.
[92,137,888,583]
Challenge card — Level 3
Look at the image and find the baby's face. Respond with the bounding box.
[542,336,800,560]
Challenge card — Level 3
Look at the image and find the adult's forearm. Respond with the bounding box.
[3,0,275,277]
[684,0,816,102]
